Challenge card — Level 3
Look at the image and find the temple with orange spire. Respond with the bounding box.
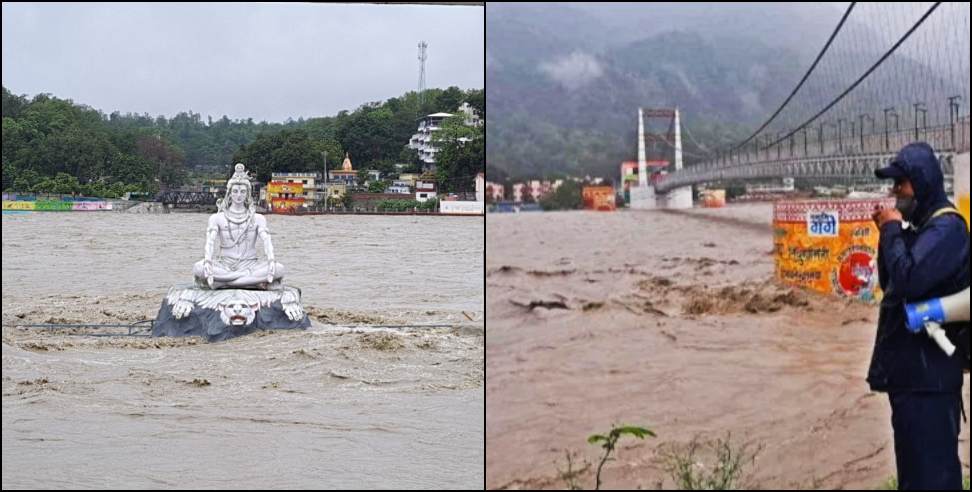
[329,152,358,187]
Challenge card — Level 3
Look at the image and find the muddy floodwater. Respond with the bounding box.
[2,212,484,489]
[485,203,969,490]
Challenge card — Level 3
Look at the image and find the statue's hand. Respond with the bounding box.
[267,260,276,284]
[204,260,214,288]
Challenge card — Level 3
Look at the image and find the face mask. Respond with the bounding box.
[896,195,917,221]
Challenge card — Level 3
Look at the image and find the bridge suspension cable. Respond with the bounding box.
[765,2,943,149]
[733,2,857,151]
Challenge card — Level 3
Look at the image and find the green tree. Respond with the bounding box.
[436,86,465,113]
[417,197,439,211]
[464,88,485,117]
[540,180,582,211]
[1,84,480,196]
[136,134,186,189]
[368,180,388,193]
[356,169,370,187]
[8,167,40,192]
[399,147,423,173]
[1,89,155,194]
[336,104,397,167]
[1,87,27,118]
[49,172,81,194]
[233,129,323,182]
[433,116,484,193]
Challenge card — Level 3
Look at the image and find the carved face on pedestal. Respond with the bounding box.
[218,300,259,326]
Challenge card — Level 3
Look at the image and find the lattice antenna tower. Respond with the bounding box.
[418,41,428,108]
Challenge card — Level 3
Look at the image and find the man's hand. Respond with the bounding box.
[872,206,903,228]
[267,259,275,284]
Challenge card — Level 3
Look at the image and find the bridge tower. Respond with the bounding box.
[630,107,657,209]
[628,107,692,209]
[666,107,693,209]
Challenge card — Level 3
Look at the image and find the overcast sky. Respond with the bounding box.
[2,2,484,122]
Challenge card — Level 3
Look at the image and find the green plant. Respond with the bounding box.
[556,450,591,490]
[417,197,439,211]
[367,179,388,193]
[587,425,656,490]
[659,433,762,490]
[326,196,342,208]
[876,476,897,490]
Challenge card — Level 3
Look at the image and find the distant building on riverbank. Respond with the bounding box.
[330,153,358,187]
[265,172,322,212]
[416,178,437,203]
[511,179,563,203]
[407,103,482,170]
[485,181,505,202]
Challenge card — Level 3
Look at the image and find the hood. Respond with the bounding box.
[888,142,952,225]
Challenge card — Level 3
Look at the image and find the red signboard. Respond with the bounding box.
[582,186,616,211]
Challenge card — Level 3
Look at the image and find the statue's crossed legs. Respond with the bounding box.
[192,258,286,289]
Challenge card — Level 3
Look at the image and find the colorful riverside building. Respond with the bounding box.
[266,172,322,213]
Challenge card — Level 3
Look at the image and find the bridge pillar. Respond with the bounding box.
[637,107,648,188]
[629,185,656,209]
[630,107,658,209]
[663,107,693,209]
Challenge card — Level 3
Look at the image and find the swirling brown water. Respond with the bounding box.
[2,212,484,489]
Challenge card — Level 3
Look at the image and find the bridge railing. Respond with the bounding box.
[659,151,956,193]
[156,191,218,208]
[658,116,968,193]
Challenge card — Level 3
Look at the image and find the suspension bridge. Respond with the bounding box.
[629,2,970,208]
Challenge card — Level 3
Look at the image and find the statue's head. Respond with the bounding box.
[229,183,248,206]
[220,163,254,212]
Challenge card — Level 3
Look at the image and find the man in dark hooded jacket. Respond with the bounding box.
[869,141,970,490]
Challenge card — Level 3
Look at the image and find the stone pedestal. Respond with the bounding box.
[154,283,310,342]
